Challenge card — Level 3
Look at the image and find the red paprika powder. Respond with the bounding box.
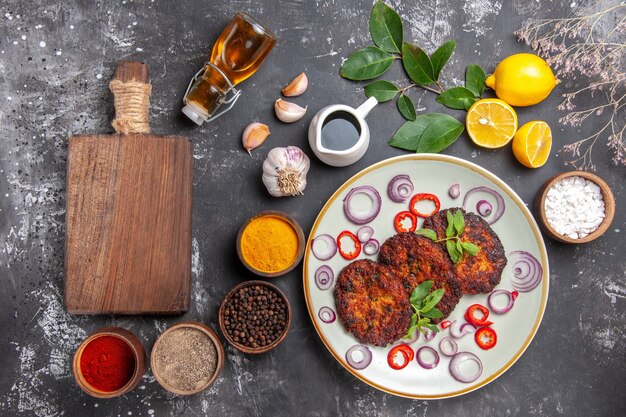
[79,335,136,392]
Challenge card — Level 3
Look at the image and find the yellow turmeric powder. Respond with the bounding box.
[240,215,299,273]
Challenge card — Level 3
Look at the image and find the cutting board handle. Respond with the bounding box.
[109,61,152,134]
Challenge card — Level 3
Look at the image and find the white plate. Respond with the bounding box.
[303,154,549,399]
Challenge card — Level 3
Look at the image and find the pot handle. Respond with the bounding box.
[354,96,378,119]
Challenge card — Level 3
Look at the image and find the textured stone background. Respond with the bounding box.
[0,0,624,416]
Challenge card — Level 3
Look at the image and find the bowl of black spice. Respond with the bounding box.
[219,280,291,354]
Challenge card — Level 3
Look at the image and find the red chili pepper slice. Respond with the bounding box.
[440,320,452,329]
[465,304,494,327]
[337,230,361,260]
[409,193,441,218]
[475,326,497,350]
[394,211,417,233]
[387,344,414,370]
[511,290,519,301]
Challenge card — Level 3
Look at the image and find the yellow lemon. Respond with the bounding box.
[466,99,518,148]
[485,53,557,107]
[512,121,552,168]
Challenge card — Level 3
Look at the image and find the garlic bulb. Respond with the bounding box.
[282,72,308,97]
[274,99,307,123]
[242,122,270,155]
[262,146,310,197]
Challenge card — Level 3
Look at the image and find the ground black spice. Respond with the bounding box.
[153,327,217,392]
[223,284,288,349]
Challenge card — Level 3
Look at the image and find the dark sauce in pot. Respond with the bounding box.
[320,111,361,151]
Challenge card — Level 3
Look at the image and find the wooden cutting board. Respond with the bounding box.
[65,61,193,314]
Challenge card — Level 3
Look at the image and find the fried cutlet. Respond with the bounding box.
[423,208,507,294]
[334,259,411,346]
[379,233,462,321]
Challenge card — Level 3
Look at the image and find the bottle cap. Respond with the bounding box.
[182,105,206,126]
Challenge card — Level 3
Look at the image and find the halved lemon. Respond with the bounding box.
[466,99,518,148]
[512,121,552,168]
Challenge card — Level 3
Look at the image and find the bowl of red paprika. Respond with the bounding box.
[72,327,146,398]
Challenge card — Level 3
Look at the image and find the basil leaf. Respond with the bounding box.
[417,318,430,327]
[456,239,464,256]
[340,47,394,81]
[415,113,464,153]
[387,114,439,151]
[430,40,456,80]
[453,210,465,235]
[436,87,478,110]
[446,239,460,263]
[462,241,480,256]
[422,307,444,319]
[415,228,437,241]
[397,94,417,121]
[466,64,487,97]
[421,288,445,313]
[369,0,403,54]
[402,42,435,85]
[364,80,400,102]
[410,280,433,303]
[425,323,440,333]
[445,210,455,238]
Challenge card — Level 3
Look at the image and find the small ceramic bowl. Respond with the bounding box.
[219,280,292,354]
[535,170,615,244]
[151,321,224,396]
[73,327,146,398]
[236,210,305,278]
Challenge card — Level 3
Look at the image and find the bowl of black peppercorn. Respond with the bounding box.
[219,280,292,354]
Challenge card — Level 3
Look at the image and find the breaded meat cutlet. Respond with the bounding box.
[379,233,462,321]
[423,208,507,294]
[334,259,411,346]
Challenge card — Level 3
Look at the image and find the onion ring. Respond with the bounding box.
[416,346,440,369]
[438,336,458,357]
[449,352,483,383]
[488,289,516,314]
[356,225,374,243]
[311,234,337,261]
[314,265,334,290]
[343,186,382,225]
[318,306,336,323]
[424,328,437,341]
[509,251,543,292]
[448,183,460,199]
[476,199,493,217]
[462,186,505,225]
[449,321,476,338]
[345,344,373,370]
[387,175,414,203]
[362,238,380,256]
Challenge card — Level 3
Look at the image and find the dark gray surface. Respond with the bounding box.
[0,0,624,416]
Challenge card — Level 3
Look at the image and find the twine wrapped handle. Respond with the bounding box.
[109,61,152,134]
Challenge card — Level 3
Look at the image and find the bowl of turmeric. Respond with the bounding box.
[236,210,305,278]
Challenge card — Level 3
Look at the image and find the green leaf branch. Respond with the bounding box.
[415,210,480,263]
[404,280,445,339]
[340,0,489,153]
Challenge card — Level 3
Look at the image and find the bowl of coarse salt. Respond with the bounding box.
[535,171,615,244]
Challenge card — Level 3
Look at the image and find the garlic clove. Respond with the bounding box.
[242,122,270,155]
[281,72,308,97]
[274,99,307,123]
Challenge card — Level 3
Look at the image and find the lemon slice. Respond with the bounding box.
[512,121,552,168]
[466,99,518,148]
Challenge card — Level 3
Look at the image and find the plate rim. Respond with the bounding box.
[302,153,550,399]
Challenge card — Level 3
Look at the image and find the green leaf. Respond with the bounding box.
[421,288,445,312]
[387,114,439,151]
[415,228,437,241]
[445,210,455,238]
[425,323,440,333]
[417,318,430,327]
[369,0,403,54]
[397,94,417,121]
[430,40,456,80]
[401,42,435,85]
[453,210,465,235]
[456,239,464,255]
[466,64,487,97]
[422,307,444,319]
[446,239,460,263]
[340,47,394,81]
[410,280,433,303]
[462,241,480,256]
[415,113,465,153]
[436,87,478,110]
[364,80,399,102]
